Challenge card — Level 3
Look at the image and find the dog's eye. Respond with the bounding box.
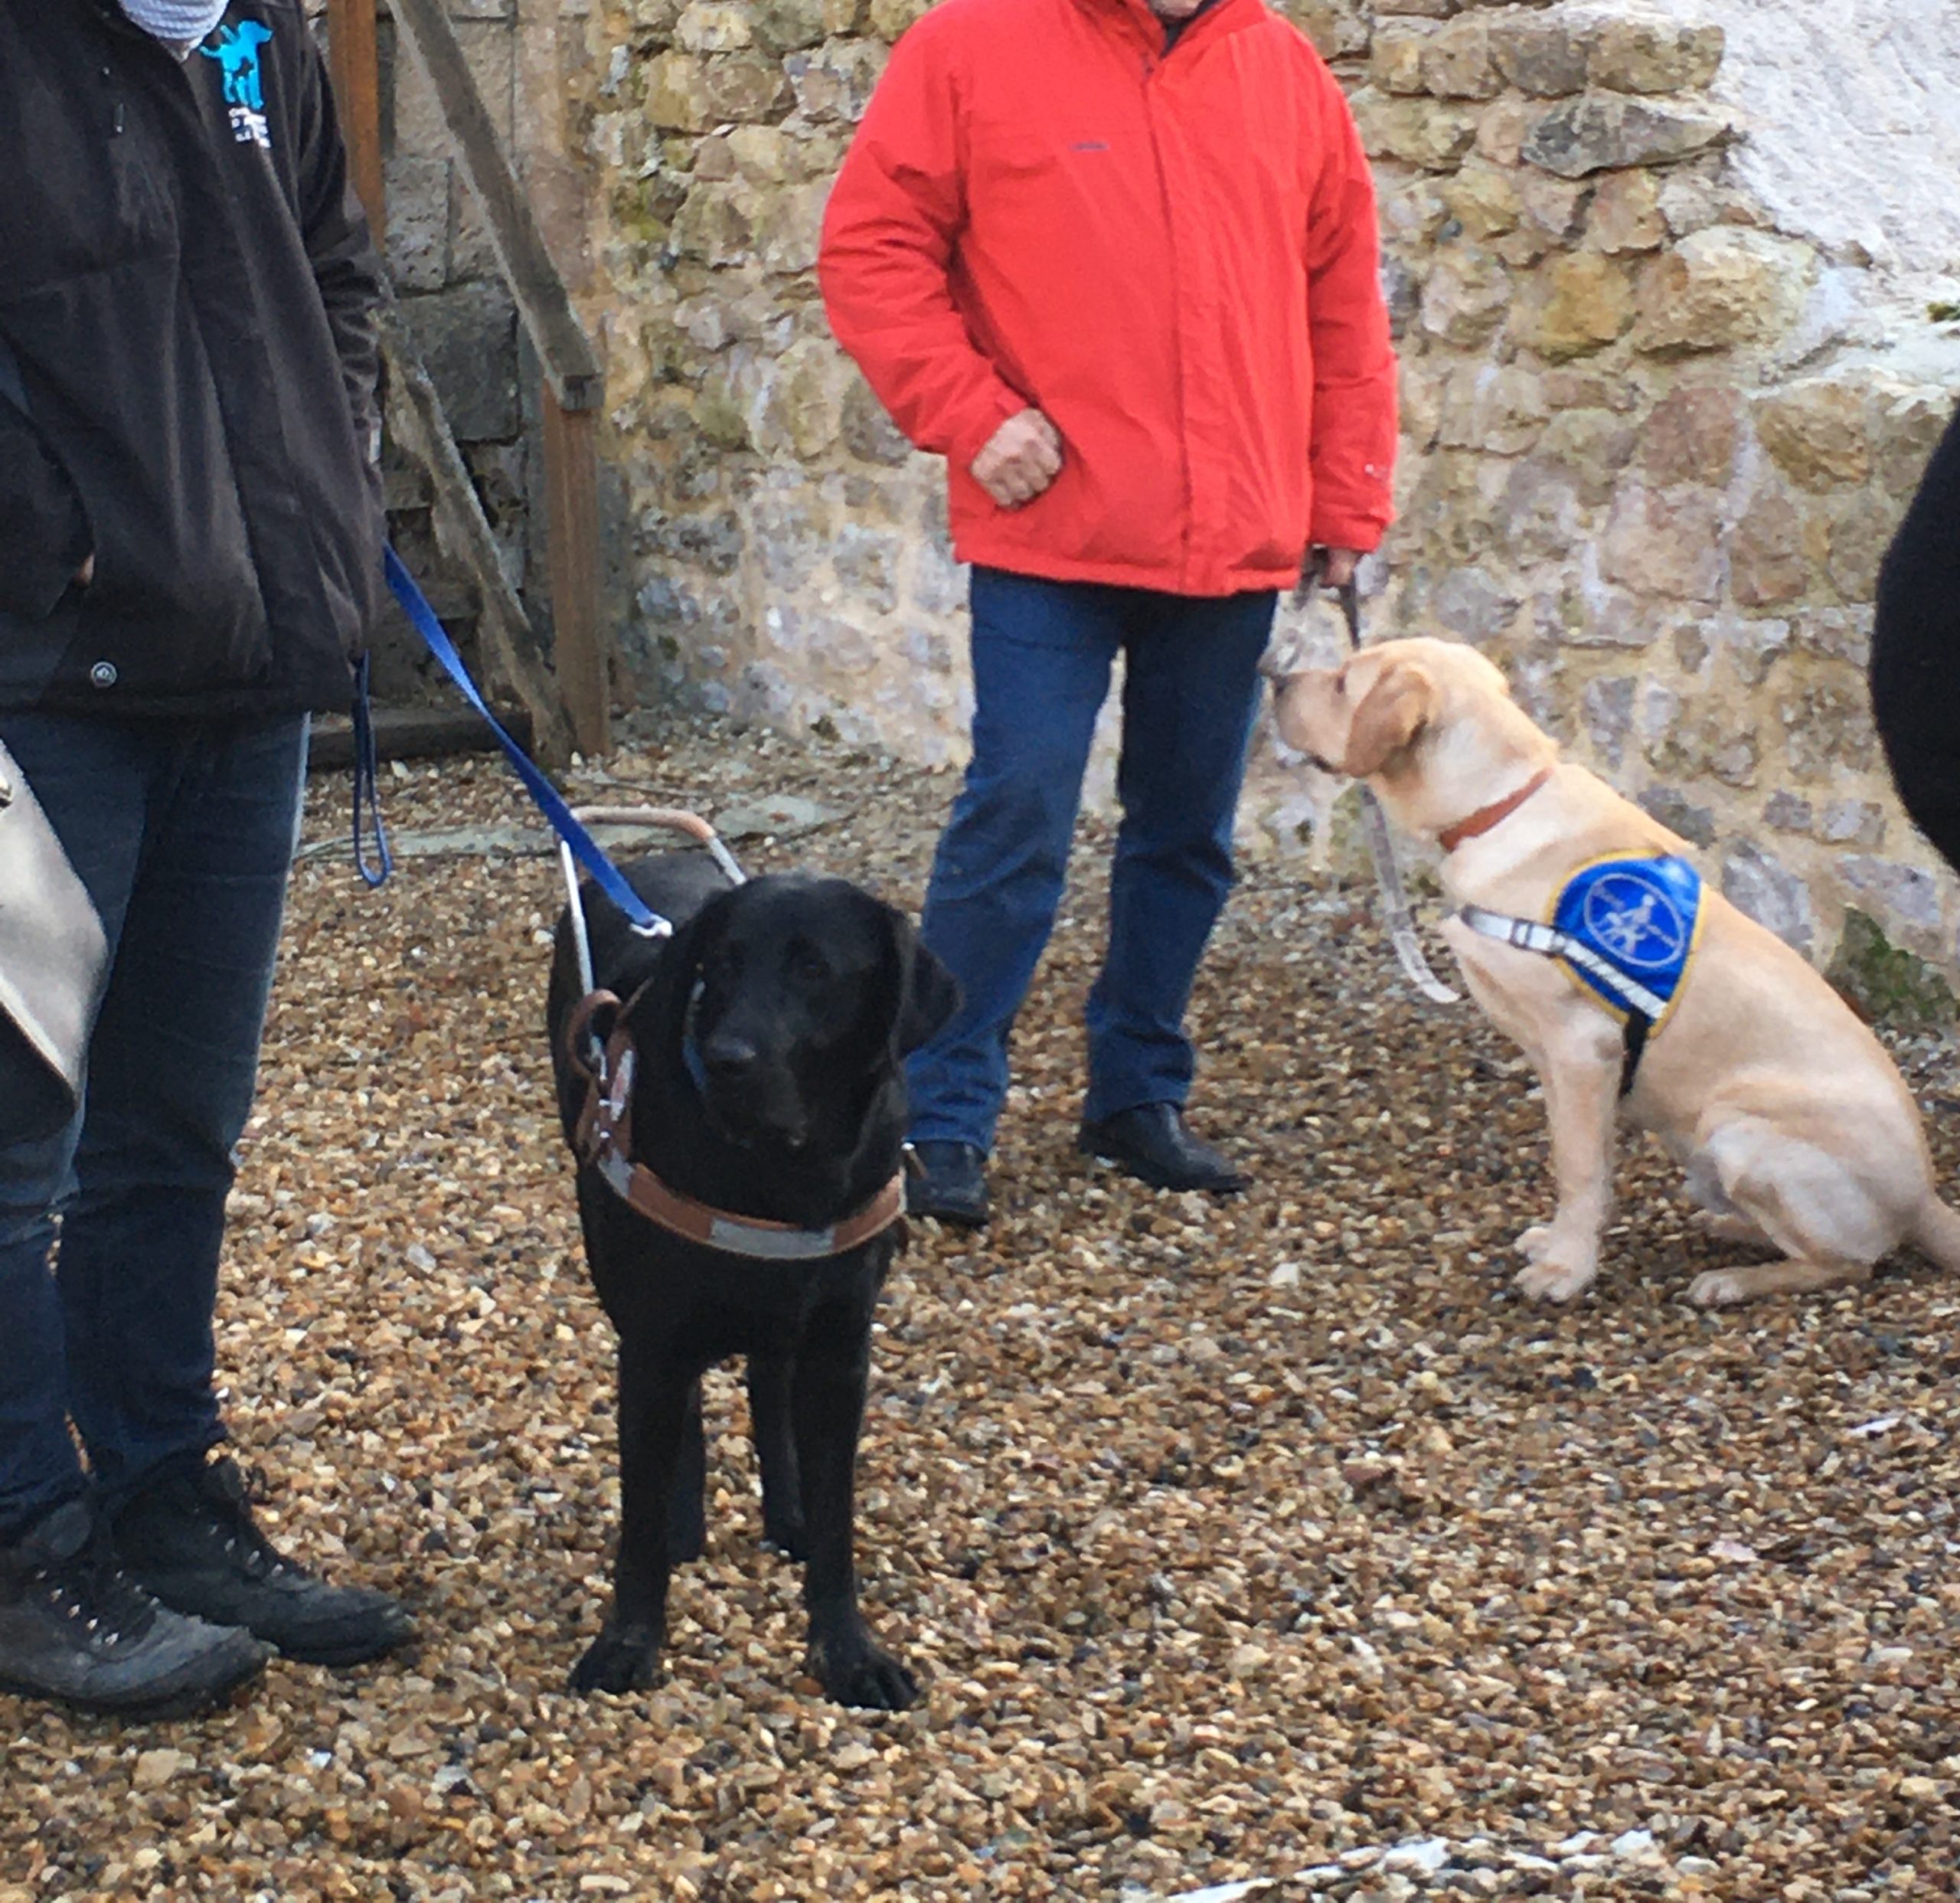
[787,943,831,987]
[1334,674,1348,698]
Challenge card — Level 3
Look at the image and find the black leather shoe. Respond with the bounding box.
[906,1141,991,1228]
[1077,1103,1250,1194]
[0,1497,266,1718]
[113,1457,414,1669]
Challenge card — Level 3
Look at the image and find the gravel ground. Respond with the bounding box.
[7,714,1960,1903]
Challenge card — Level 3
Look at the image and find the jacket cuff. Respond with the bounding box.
[1308,509,1388,555]
[946,384,1032,473]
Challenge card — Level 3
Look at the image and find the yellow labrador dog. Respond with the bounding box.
[1273,635,1960,1307]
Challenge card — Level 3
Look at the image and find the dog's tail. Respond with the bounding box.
[1908,1193,1960,1273]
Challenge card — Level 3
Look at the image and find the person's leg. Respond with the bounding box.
[0,714,268,1715]
[74,713,413,1663]
[56,715,308,1501]
[1083,588,1275,1123]
[0,715,155,1539]
[906,569,1122,1155]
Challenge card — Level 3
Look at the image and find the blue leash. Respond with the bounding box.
[352,548,668,937]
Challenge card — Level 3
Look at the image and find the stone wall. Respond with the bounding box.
[530,0,1960,973]
[329,0,534,701]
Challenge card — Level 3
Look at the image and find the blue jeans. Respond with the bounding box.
[0,714,307,1537]
[907,567,1275,1153]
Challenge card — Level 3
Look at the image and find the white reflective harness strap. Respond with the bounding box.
[1455,902,1666,1097]
[1455,904,1672,1023]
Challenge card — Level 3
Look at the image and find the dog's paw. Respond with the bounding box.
[809,1630,919,1712]
[1687,1268,1754,1308]
[666,1519,706,1565]
[762,1514,810,1564]
[1514,1253,1598,1304]
[569,1623,662,1696]
[1514,1225,1553,1264]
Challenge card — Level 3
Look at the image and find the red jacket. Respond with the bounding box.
[818,0,1397,597]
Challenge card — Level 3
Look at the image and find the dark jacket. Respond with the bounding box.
[0,0,384,717]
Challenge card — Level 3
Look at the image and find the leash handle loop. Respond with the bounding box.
[350,651,394,888]
[381,546,669,936]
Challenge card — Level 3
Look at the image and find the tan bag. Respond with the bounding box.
[0,740,107,1143]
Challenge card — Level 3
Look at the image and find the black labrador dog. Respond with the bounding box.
[545,850,957,1708]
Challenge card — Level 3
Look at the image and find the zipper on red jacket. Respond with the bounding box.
[1137,60,1197,586]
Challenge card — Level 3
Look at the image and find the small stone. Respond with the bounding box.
[1512,252,1635,360]
[1351,89,1483,169]
[1422,17,1500,98]
[1436,362,1548,454]
[1755,379,1872,492]
[1838,857,1942,934]
[1516,171,1589,242]
[1871,386,1955,497]
[673,2,753,52]
[1599,482,1723,602]
[1488,15,1588,95]
[785,39,887,123]
[1641,785,1717,847]
[1585,168,1665,253]
[1588,20,1724,94]
[132,1748,191,1791]
[1370,25,1431,94]
[1730,486,1809,608]
[1638,385,1740,487]
[1440,162,1523,240]
[1824,489,1900,603]
[1383,1837,1454,1875]
[750,0,828,51]
[1521,94,1731,178]
[1582,676,1635,767]
[1419,247,1513,345]
[1633,227,1811,355]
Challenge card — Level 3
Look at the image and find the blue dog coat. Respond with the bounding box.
[1457,853,1705,1090]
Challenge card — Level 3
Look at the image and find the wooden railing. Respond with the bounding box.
[326,0,611,760]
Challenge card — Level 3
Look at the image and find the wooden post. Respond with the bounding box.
[542,394,609,760]
[325,0,385,247]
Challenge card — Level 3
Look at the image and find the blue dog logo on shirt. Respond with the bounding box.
[201,19,274,145]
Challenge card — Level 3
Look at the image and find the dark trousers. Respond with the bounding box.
[906,567,1274,1153]
[0,713,306,1537]
[1871,401,1960,875]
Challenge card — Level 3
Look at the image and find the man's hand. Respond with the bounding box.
[971,408,1062,508]
[1318,547,1361,588]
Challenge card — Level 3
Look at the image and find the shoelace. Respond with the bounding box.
[198,1476,298,1585]
[38,1525,159,1651]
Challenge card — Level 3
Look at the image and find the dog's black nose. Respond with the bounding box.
[701,1032,759,1079]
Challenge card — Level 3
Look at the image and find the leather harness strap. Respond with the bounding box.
[1436,767,1554,855]
[565,989,907,1261]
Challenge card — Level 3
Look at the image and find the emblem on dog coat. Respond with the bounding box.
[1553,855,1703,1025]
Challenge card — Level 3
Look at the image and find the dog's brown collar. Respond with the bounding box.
[1437,767,1553,855]
[566,989,906,1261]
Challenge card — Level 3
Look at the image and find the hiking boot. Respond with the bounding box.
[1077,1103,1250,1195]
[0,1497,267,1718]
[906,1141,991,1228]
[113,1457,413,1669]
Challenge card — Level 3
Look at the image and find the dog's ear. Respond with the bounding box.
[882,907,960,1059]
[1344,657,1439,777]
